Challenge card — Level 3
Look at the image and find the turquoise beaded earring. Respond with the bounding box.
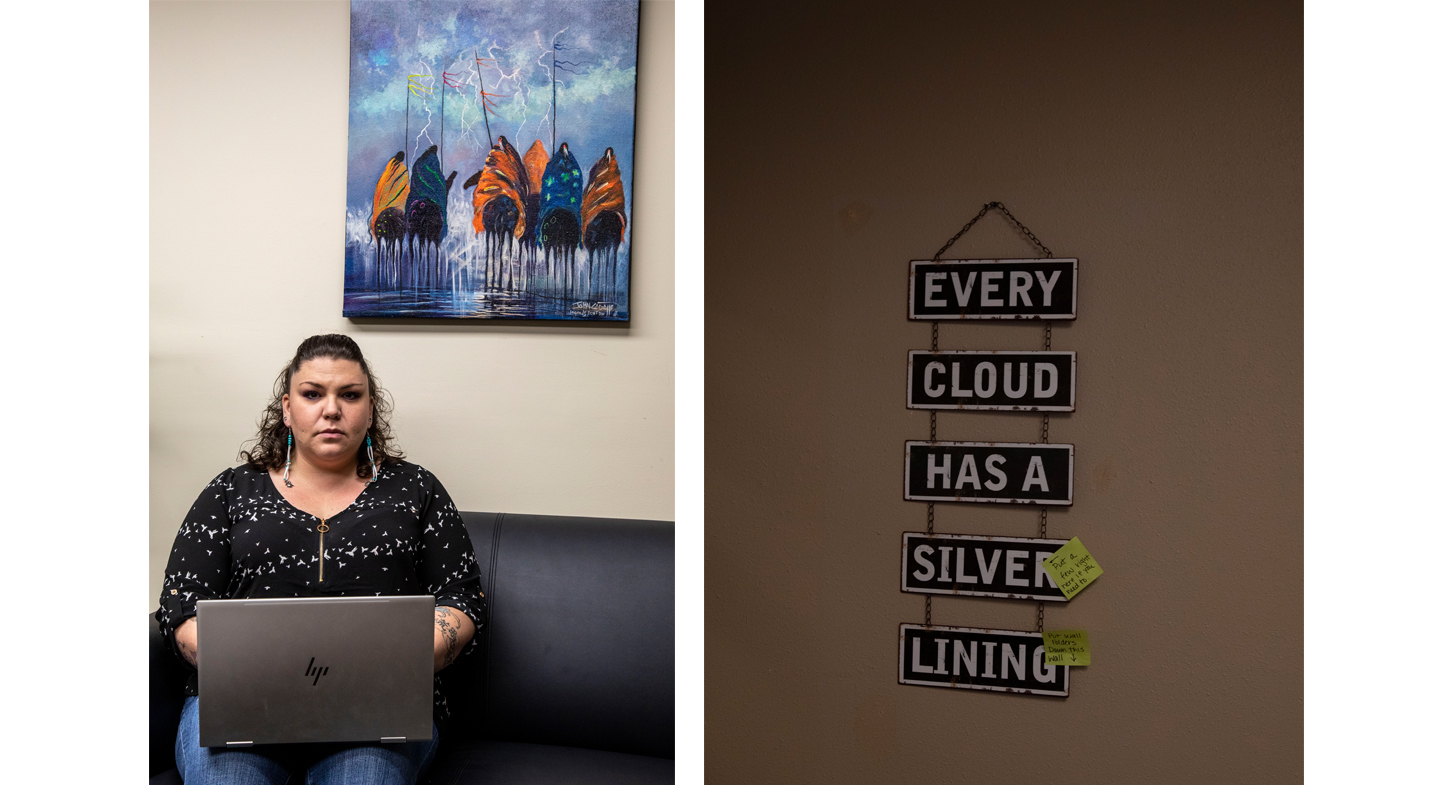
[365,434,379,483]
[282,429,295,487]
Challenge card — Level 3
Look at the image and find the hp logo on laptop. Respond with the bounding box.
[305,657,330,686]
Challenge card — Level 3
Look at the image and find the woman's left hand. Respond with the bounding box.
[433,606,476,672]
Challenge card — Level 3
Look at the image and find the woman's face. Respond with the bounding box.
[281,357,372,470]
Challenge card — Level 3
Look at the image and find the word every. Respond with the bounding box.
[899,624,1068,697]
[908,351,1076,411]
[901,533,1069,602]
[909,259,1077,319]
[905,441,1074,505]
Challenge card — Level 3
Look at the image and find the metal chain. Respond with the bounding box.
[1040,319,1051,537]
[933,201,1054,260]
[928,323,937,536]
[932,204,991,259]
[1037,315,1053,632]
[925,307,939,627]
[993,202,1054,258]
[929,324,939,446]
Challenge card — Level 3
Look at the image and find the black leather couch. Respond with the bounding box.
[150,512,675,784]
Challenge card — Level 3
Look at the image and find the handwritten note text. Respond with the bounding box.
[1042,629,1090,666]
[1041,536,1103,600]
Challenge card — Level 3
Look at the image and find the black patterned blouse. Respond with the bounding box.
[155,460,485,719]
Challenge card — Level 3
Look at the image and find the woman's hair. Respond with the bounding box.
[240,334,403,478]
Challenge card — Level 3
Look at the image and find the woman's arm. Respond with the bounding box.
[174,617,199,667]
[433,606,475,672]
[413,470,486,672]
[157,470,236,665]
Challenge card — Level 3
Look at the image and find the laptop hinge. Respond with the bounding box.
[226,741,254,748]
[380,736,406,743]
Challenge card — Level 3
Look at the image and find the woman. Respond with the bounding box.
[156,334,484,784]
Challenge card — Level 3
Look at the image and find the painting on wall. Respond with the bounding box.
[343,0,639,321]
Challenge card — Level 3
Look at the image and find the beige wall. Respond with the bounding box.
[706,1,1300,782]
[150,0,674,605]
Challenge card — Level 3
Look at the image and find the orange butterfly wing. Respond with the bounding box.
[471,136,530,238]
[580,147,626,245]
[369,154,410,236]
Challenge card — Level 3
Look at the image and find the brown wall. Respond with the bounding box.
[705,1,1301,781]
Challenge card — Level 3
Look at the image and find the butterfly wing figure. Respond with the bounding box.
[368,152,410,287]
[463,136,530,242]
[521,140,549,247]
[579,148,627,300]
[538,142,583,252]
[405,145,454,249]
[581,147,626,251]
[370,152,409,243]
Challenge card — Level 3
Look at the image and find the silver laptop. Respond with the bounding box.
[196,595,434,747]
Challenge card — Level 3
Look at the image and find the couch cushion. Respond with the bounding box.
[457,513,674,759]
[425,740,672,785]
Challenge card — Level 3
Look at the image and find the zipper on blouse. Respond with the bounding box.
[317,517,329,582]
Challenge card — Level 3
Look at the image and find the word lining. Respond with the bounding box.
[898,624,1069,697]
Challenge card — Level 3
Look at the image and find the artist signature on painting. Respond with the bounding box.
[569,302,618,316]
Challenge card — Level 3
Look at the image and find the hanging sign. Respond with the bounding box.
[899,623,1068,697]
[909,258,1077,320]
[907,350,1076,411]
[904,441,1074,505]
[901,532,1070,602]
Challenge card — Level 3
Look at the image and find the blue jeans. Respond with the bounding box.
[175,696,438,784]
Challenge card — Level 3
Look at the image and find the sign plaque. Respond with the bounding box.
[909,258,1077,320]
[899,623,1068,697]
[904,441,1074,505]
[901,532,1070,602]
[907,350,1076,411]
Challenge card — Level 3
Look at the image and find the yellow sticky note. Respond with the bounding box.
[1043,629,1090,666]
[1042,536,1103,600]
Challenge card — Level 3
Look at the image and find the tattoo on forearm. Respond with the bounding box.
[435,608,460,667]
[177,618,199,667]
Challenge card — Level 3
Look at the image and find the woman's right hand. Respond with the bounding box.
[174,617,198,667]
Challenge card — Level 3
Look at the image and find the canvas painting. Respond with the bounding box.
[343,0,639,320]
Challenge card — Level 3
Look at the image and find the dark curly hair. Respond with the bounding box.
[240,334,403,479]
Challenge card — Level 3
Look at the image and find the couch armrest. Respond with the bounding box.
[150,614,189,776]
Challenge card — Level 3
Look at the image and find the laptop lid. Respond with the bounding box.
[196,595,434,747]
